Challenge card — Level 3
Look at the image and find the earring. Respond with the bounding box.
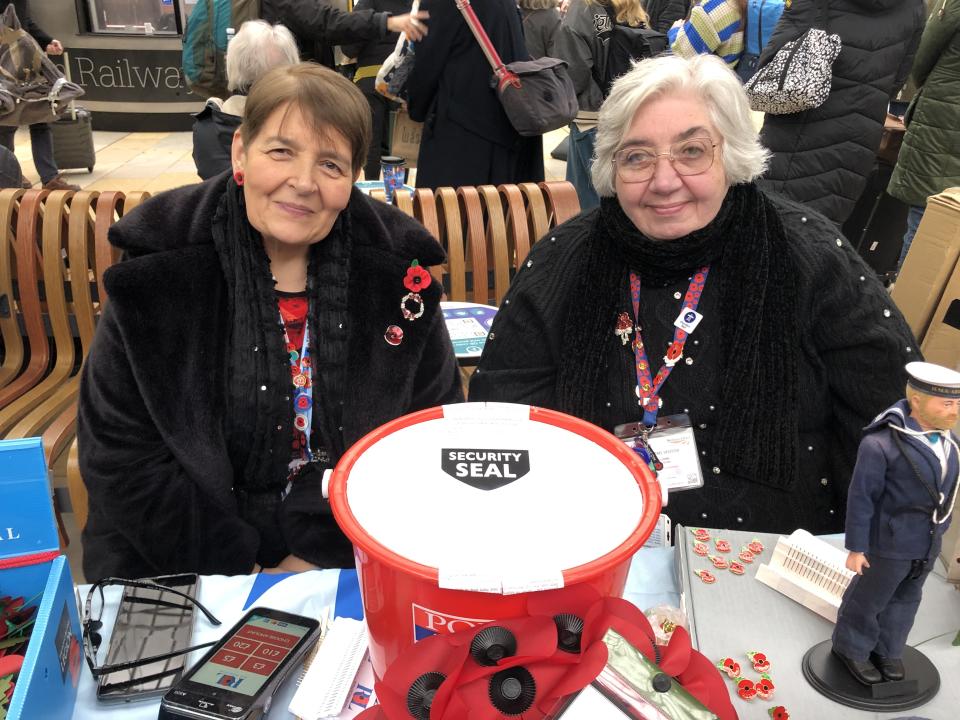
[233,170,244,186]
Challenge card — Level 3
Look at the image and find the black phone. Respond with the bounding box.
[96,573,201,703]
[158,607,321,720]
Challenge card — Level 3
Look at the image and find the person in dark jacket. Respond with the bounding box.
[261,0,427,69]
[407,0,544,188]
[470,54,916,535]
[192,20,300,180]
[887,0,960,274]
[0,0,78,190]
[757,0,926,226]
[643,0,689,32]
[78,64,462,582]
[342,0,413,180]
[832,363,958,684]
[519,0,562,58]
[555,0,652,209]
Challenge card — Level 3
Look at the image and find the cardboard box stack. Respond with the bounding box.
[0,437,81,720]
[891,187,960,370]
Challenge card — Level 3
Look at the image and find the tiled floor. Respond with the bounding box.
[13,125,571,195]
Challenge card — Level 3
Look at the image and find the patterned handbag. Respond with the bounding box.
[744,0,841,115]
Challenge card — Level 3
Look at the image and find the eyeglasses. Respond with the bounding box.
[82,577,222,685]
[612,137,718,183]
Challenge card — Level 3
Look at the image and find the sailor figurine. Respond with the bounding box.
[831,362,959,685]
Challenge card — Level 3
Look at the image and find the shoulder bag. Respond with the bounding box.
[0,4,84,126]
[743,0,841,115]
[375,0,420,105]
[455,0,578,136]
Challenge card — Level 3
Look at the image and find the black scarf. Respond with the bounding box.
[210,178,351,493]
[556,183,800,488]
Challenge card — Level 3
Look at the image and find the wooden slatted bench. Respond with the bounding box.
[0,181,581,545]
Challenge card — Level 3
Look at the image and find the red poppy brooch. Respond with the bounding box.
[401,259,431,322]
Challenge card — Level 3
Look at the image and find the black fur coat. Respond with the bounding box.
[78,174,463,581]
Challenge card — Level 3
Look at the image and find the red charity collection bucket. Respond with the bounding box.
[328,402,661,680]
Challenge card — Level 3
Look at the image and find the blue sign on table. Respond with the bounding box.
[442,303,498,359]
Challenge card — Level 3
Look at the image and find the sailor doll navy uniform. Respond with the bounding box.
[831,362,960,685]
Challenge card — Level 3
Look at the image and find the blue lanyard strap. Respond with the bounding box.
[630,266,710,426]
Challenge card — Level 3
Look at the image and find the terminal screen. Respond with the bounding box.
[188,614,312,697]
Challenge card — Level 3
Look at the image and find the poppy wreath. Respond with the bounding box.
[356,585,736,720]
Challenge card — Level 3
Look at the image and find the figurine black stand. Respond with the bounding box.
[802,640,940,712]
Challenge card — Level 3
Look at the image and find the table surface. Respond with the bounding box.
[72,545,959,720]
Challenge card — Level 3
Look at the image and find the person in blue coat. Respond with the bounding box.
[832,361,959,685]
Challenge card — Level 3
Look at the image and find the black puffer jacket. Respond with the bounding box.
[341,0,412,67]
[261,0,389,67]
[757,0,926,226]
[643,0,689,34]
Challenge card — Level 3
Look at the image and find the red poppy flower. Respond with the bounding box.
[715,539,731,553]
[693,542,709,556]
[770,705,790,720]
[716,657,740,679]
[756,675,775,699]
[749,651,770,672]
[739,548,755,563]
[747,539,765,555]
[729,562,746,575]
[403,261,432,292]
[709,555,729,570]
[357,589,737,720]
[692,528,710,542]
[737,678,757,699]
[695,570,717,584]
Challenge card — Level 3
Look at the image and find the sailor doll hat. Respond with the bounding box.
[906,361,960,398]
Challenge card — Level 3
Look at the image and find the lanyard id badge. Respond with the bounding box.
[615,414,703,501]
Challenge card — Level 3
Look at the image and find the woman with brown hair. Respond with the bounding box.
[555,0,653,210]
[78,63,462,581]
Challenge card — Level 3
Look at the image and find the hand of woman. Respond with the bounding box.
[387,11,430,41]
[262,554,320,574]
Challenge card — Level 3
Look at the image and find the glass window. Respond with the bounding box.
[86,0,180,35]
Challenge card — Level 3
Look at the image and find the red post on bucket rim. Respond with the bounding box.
[328,403,663,588]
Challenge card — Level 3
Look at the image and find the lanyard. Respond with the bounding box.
[283,317,314,463]
[630,266,710,427]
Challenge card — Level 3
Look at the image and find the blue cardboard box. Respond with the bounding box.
[0,437,82,720]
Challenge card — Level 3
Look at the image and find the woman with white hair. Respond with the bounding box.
[471,54,916,535]
[192,20,300,180]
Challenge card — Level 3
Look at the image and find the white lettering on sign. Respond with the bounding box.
[0,528,20,541]
[75,57,184,90]
[446,450,525,463]
[440,448,531,490]
[453,462,518,479]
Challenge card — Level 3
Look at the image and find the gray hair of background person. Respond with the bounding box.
[591,54,770,196]
[226,20,300,94]
[518,0,559,9]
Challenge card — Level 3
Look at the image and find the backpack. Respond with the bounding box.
[0,4,84,127]
[736,0,786,83]
[182,0,261,99]
[594,7,668,97]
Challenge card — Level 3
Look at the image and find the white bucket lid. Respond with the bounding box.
[339,403,654,593]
